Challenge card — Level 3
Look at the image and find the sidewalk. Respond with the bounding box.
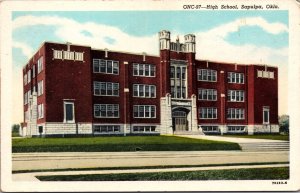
[13,163,289,181]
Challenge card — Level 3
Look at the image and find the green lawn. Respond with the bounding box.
[223,134,289,141]
[12,135,241,152]
[12,132,20,137]
[36,167,289,181]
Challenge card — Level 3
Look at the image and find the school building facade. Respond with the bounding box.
[22,30,279,136]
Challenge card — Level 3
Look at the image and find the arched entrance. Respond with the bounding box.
[172,108,189,132]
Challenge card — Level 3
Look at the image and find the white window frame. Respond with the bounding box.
[27,70,31,83]
[38,103,44,119]
[263,106,270,124]
[197,69,217,82]
[37,56,43,74]
[228,72,244,84]
[198,88,217,101]
[75,52,84,61]
[37,80,43,96]
[94,104,119,118]
[94,81,119,96]
[63,101,75,123]
[227,108,245,120]
[199,107,217,119]
[133,105,156,118]
[93,125,121,133]
[133,84,156,98]
[24,74,27,85]
[227,90,245,102]
[132,126,157,133]
[133,63,156,77]
[53,50,63,59]
[32,65,35,78]
[93,59,119,75]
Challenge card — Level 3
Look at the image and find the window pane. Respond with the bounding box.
[65,104,73,121]
[107,61,113,73]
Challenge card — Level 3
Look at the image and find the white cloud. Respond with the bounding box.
[12,15,289,124]
[12,41,33,58]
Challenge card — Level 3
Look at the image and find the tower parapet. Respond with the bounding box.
[184,34,196,53]
[159,30,171,50]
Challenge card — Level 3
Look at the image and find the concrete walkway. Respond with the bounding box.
[13,163,289,181]
[178,135,289,151]
[13,151,289,171]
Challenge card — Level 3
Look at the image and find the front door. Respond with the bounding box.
[172,110,188,132]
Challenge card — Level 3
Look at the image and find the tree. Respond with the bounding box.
[11,124,20,133]
[278,115,289,134]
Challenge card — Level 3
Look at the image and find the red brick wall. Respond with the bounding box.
[44,43,93,123]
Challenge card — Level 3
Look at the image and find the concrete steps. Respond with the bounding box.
[239,141,289,151]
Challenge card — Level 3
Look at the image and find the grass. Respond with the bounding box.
[13,162,288,174]
[36,167,289,181]
[12,132,20,137]
[12,135,241,152]
[223,134,289,141]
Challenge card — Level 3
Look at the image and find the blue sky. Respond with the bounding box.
[11,11,289,122]
[12,11,288,67]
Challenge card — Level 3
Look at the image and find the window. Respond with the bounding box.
[24,92,28,105]
[27,70,31,83]
[94,104,119,118]
[24,111,29,121]
[37,80,43,96]
[75,52,84,61]
[32,65,35,78]
[133,63,156,77]
[63,51,75,60]
[38,103,44,119]
[227,108,245,119]
[228,72,244,84]
[53,50,63,59]
[133,126,156,133]
[197,69,217,82]
[263,107,270,124]
[227,126,246,132]
[257,70,275,79]
[133,105,156,118]
[24,74,27,85]
[133,84,156,98]
[227,90,245,102]
[170,66,175,78]
[37,56,43,74]
[93,59,119,75]
[94,82,119,96]
[201,126,219,133]
[198,89,217,101]
[64,102,74,123]
[93,125,121,133]
[199,107,217,119]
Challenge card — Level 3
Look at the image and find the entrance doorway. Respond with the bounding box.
[172,110,188,132]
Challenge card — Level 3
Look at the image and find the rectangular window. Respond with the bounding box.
[197,69,217,82]
[38,103,44,119]
[198,89,217,101]
[257,70,275,79]
[37,80,43,96]
[93,59,119,75]
[199,107,217,119]
[170,66,175,78]
[75,52,84,61]
[53,50,63,59]
[32,65,35,78]
[64,102,74,123]
[132,84,156,98]
[94,104,119,118]
[227,108,245,119]
[133,105,156,118]
[133,63,156,77]
[24,74,27,85]
[93,125,121,133]
[63,51,75,60]
[37,56,43,74]
[228,72,245,84]
[94,82,119,96]
[227,90,245,102]
[227,126,246,132]
[263,107,270,124]
[201,126,219,133]
[27,70,31,83]
[132,126,156,133]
